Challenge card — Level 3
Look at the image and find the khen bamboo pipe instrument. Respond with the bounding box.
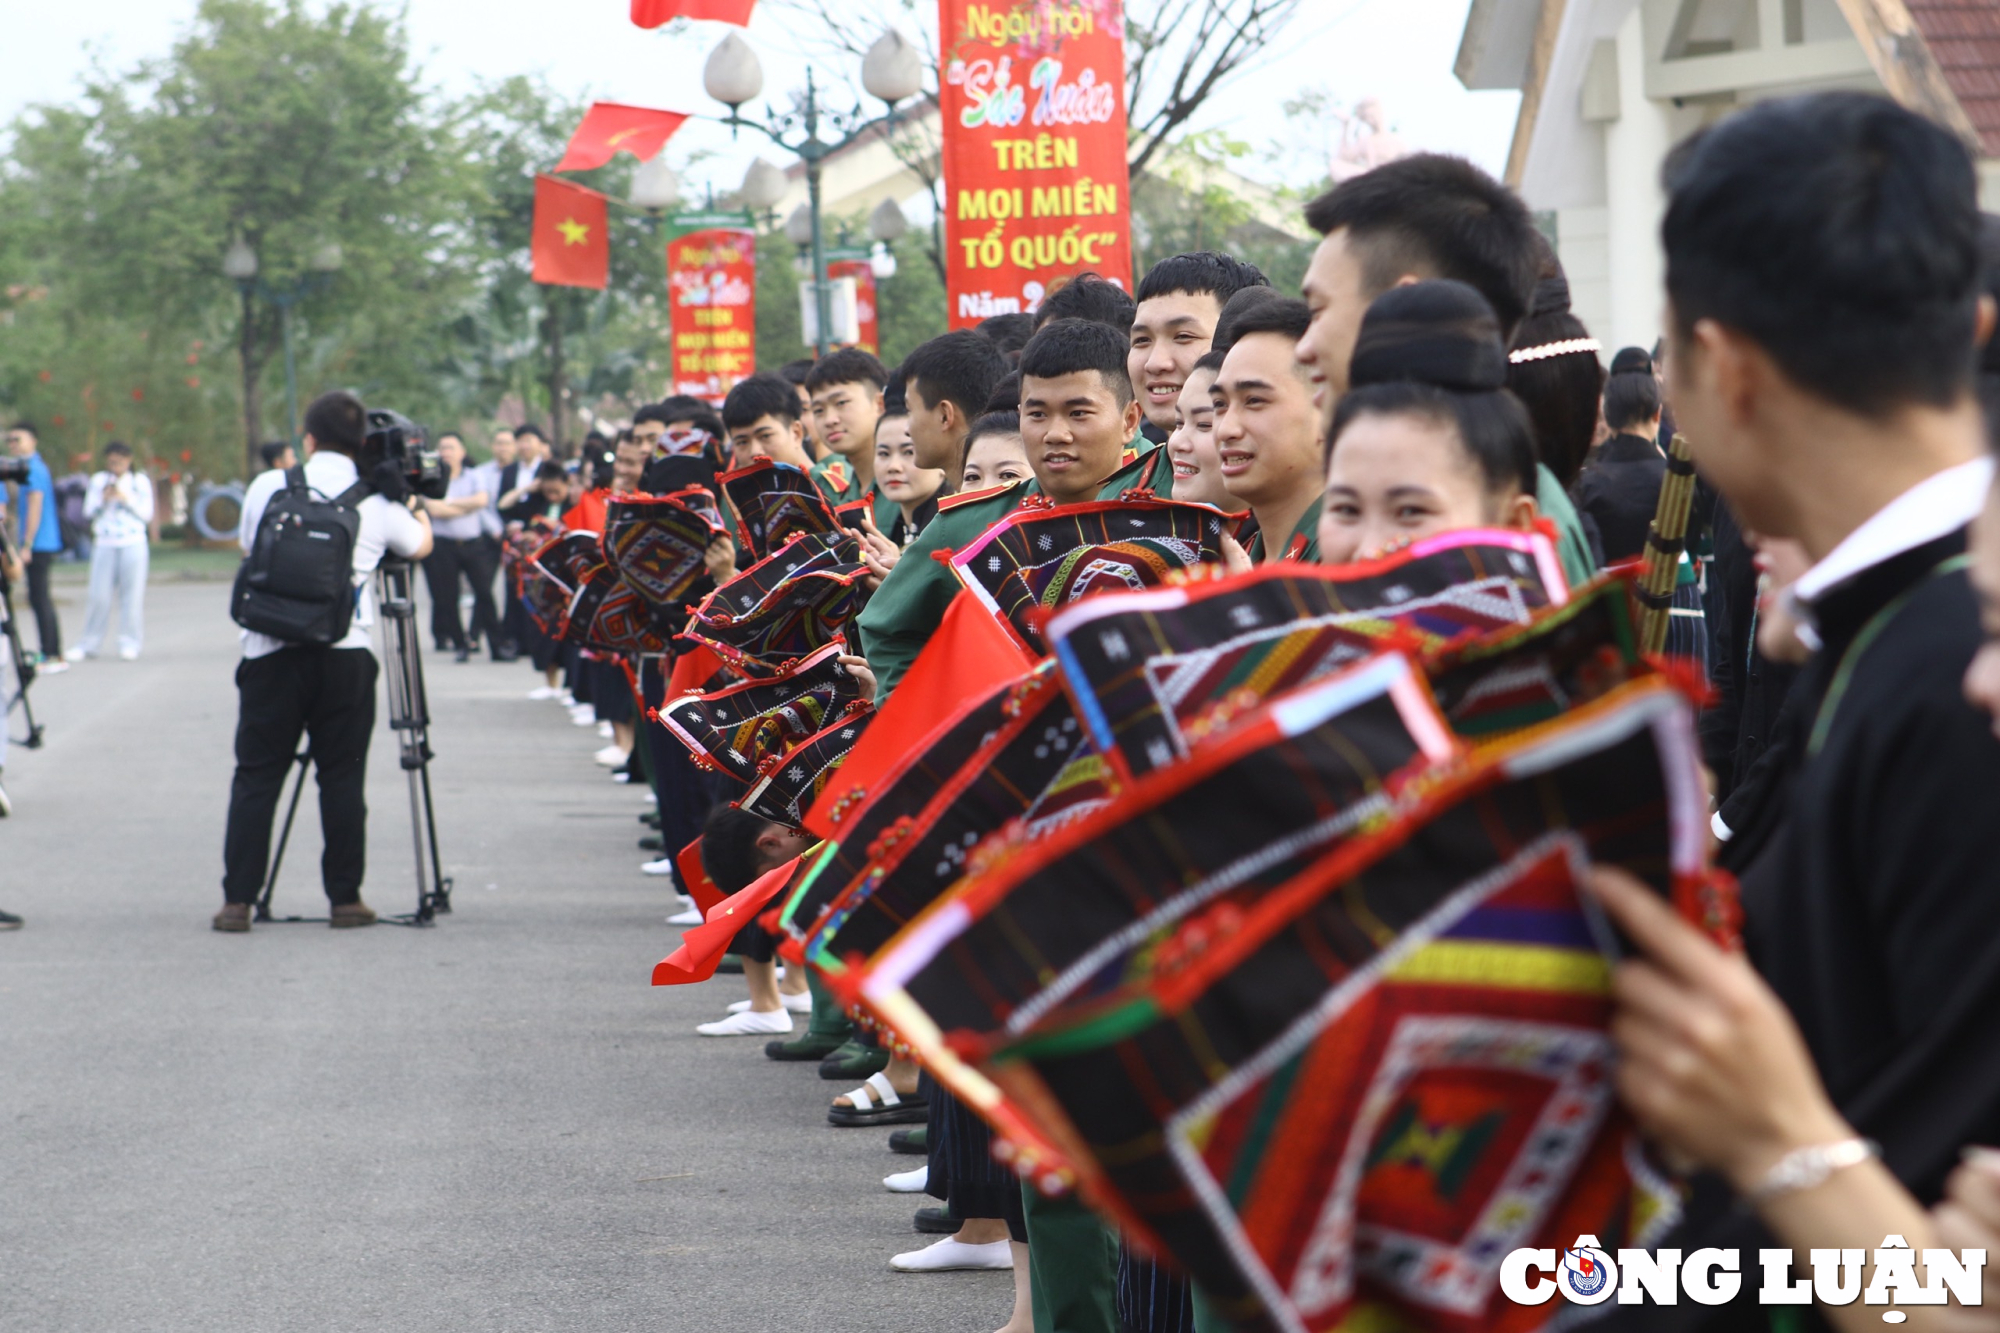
[1635,433,1698,656]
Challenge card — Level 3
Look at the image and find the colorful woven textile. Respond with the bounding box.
[568,566,672,654]
[868,653,1457,1049]
[965,680,1705,1330]
[1044,529,1566,779]
[1170,840,1672,1333]
[688,531,871,674]
[1421,571,1648,740]
[803,663,1091,978]
[777,662,1044,946]
[949,496,1231,653]
[602,489,725,615]
[740,709,876,829]
[658,641,865,783]
[521,530,603,636]
[719,459,843,562]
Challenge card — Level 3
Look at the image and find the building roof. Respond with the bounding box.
[1906,0,2000,155]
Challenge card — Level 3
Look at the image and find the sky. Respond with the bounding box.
[1,0,1520,205]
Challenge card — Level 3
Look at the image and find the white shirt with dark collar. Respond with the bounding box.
[1785,456,1993,649]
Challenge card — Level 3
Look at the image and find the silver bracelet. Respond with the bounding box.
[1750,1137,1879,1203]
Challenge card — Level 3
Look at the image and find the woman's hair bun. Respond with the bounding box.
[1347,280,1509,394]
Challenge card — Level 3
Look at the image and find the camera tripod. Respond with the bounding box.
[254,557,452,925]
[1,537,47,750]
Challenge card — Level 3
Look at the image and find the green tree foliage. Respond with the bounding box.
[0,0,476,479]
[0,2,1314,480]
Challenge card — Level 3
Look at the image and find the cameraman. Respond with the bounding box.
[214,391,433,933]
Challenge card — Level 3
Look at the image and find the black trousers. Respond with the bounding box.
[26,549,60,658]
[221,647,379,905]
[421,537,501,653]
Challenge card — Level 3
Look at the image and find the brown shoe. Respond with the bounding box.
[212,903,252,933]
[329,901,378,929]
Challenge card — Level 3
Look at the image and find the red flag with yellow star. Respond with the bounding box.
[554,102,690,173]
[531,175,609,290]
[631,0,755,27]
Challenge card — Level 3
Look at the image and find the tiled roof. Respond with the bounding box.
[1907,0,2000,156]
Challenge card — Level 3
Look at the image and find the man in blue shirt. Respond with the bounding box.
[5,422,66,672]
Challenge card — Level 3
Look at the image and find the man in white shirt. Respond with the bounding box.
[67,442,155,661]
[215,391,433,932]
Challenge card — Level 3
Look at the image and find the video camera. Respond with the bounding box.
[362,408,447,502]
[0,457,30,485]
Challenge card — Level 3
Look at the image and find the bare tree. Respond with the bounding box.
[767,0,1303,271]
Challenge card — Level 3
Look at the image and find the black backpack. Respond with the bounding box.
[230,466,370,644]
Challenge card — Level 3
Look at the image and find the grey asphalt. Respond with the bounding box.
[2,578,1007,1333]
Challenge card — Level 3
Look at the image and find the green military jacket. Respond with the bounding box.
[857,444,1176,700]
[1247,496,1324,565]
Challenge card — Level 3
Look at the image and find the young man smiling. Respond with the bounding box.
[1020,319,1145,506]
[1127,251,1269,438]
[1212,299,1324,562]
[803,348,890,509]
[854,322,1165,702]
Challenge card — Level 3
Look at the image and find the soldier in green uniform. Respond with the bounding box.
[720,373,816,473]
[804,349,891,522]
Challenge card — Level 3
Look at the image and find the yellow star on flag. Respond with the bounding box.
[557,217,591,246]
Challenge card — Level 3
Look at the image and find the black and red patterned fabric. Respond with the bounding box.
[658,641,866,784]
[1042,529,1567,779]
[718,459,843,562]
[948,495,1231,653]
[687,531,870,675]
[739,709,876,829]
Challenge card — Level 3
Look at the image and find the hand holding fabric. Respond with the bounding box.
[1587,865,1852,1194]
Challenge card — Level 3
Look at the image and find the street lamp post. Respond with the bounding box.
[704,27,923,358]
[223,238,343,471]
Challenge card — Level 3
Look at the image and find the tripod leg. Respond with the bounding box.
[418,762,451,914]
[403,765,431,923]
[255,752,314,922]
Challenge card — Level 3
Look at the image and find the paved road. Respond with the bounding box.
[2,579,1007,1333]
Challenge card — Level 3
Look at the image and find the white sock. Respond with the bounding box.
[890,1237,1014,1272]
[695,1008,794,1037]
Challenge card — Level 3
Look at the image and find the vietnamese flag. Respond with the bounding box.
[554,102,690,173]
[631,0,755,27]
[531,175,609,290]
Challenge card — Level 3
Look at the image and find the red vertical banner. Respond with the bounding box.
[938,1,1132,328]
[667,221,758,404]
[829,260,880,355]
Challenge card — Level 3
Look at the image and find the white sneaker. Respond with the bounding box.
[597,721,614,739]
[118,647,139,661]
[890,1237,1013,1272]
[570,705,596,726]
[63,646,90,662]
[594,745,629,767]
[37,659,68,675]
[884,1165,929,1193]
[696,1008,793,1037]
[528,685,560,701]
[727,992,812,1015]
[642,857,679,877]
[556,689,575,706]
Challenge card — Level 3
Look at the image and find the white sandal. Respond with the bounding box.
[827,1070,928,1126]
